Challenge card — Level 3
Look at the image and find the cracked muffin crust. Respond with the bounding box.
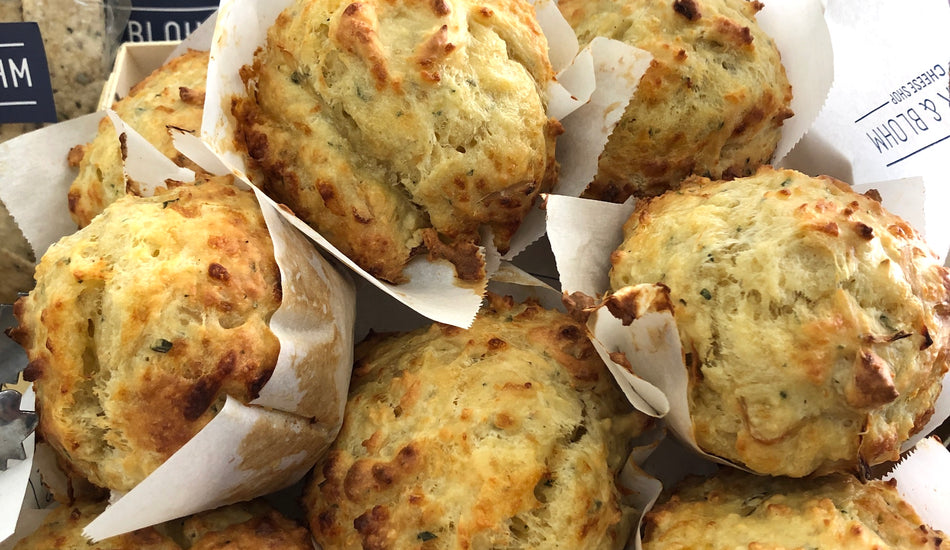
[609,167,950,476]
[233,0,560,283]
[642,470,947,549]
[10,178,281,491]
[68,49,209,228]
[305,294,650,549]
[561,0,793,201]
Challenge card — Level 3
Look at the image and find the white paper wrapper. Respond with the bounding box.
[756,0,834,163]
[0,108,357,540]
[201,0,653,328]
[503,36,653,260]
[780,0,950,260]
[625,435,950,549]
[883,437,950,534]
[548,169,950,470]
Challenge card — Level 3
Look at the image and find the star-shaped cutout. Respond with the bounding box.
[0,389,37,471]
[1,302,29,385]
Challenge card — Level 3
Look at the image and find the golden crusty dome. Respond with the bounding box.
[642,470,947,549]
[181,501,314,550]
[305,294,650,549]
[12,500,179,550]
[560,0,793,201]
[68,49,209,228]
[233,0,560,283]
[11,177,281,491]
[12,499,313,550]
[609,167,950,477]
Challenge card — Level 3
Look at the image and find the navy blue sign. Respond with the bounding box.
[123,0,218,43]
[0,23,57,124]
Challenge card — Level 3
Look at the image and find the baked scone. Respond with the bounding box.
[12,500,179,550]
[10,177,282,491]
[560,0,793,201]
[608,167,950,476]
[305,294,650,549]
[11,499,312,550]
[642,470,946,549]
[181,501,313,550]
[233,0,560,283]
[68,49,209,228]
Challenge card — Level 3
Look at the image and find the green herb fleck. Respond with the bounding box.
[417,531,438,542]
[780,178,792,187]
[700,288,712,300]
[162,198,179,209]
[290,71,303,84]
[879,314,897,332]
[151,339,173,353]
[780,390,788,399]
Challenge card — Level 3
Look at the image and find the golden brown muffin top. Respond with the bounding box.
[561,0,792,201]
[12,501,179,550]
[68,49,209,228]
[643,470,946,549]
[233,0,560,282]
[181,501,313,550]
[12,499,313,550]
[11,177,281,491]
[305,294,650,549]
[609,167,950,476]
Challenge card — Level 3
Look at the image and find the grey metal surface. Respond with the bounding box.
[0,389,36,470]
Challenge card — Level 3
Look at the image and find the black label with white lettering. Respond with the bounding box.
[123,0,218,43]
[0,23,57,124]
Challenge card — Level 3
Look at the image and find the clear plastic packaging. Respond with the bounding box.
[0,0,130,140]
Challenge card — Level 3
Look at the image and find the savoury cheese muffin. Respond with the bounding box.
[10,177,282,491]
[233,0,560,283]
[305,294,650,549]
[12,500,179,550]
[560,0,793,201]
[180,501,313,550]
[608,167,950,477]
[642,470,946,549]
[68,49,209,228]
[12,500,313,550]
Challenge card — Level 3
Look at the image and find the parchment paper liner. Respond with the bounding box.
[624,434,950,549]
[547,169,950,474]
[201,0,653,328]
[883,437,950,534]
[780,0,950,261]
[0,109,357,541]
